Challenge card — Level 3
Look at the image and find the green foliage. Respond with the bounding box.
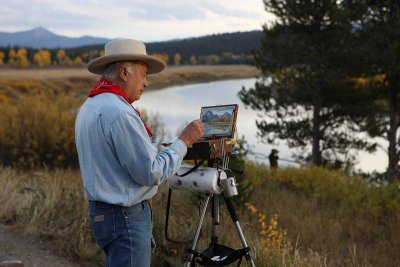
[239,0,380,168]
[146,31,261,65]
[357,2,400,181]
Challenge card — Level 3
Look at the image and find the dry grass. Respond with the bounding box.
[1,164,398,266]
[245,163,400,267]
[0,66,397,266]
[0,65,260,90]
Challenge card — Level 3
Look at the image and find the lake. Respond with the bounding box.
[136,78,387,173]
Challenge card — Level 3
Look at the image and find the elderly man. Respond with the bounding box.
[75,39,204,267]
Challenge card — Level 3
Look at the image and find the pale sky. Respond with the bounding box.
[0,0,275,42]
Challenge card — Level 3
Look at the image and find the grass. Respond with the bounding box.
[0,164,399,266]
[244,163,400,267]
[0,65,260,90]
[0,66,398,266]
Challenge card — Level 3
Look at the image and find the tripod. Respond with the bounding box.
[183,192,256,267]
[166,138,256,266]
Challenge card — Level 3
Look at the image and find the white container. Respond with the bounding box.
[168,164,227,194]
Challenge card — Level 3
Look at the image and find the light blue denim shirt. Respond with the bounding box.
[75,93,187,206]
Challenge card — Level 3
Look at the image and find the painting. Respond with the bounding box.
[200,104,238,139]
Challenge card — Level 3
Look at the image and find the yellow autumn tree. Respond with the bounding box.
[173,53,181,66]
[189,55,198,65]
[201,54,220,65]
[0,51,4,65]
[16,48,30,68]
[56,49,72,65]
[152,53,169,64]
[8,48,18,66]
[33,49,52,67]
[72,56,84,66]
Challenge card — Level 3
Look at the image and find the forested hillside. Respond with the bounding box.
[0,30,263,67]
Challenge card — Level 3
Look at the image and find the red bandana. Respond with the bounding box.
[88,78,153,137]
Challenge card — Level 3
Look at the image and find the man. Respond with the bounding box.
[268,149,279,169]
[75,39,204,267]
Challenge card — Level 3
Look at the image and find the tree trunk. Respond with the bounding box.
[387,86,398,182]
[312,96,322,165]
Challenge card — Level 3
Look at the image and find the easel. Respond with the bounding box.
[183,192,255,267]
[169,139,256,267]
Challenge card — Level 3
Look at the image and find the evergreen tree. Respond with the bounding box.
[359,1,400,181]
[239,0,377,167]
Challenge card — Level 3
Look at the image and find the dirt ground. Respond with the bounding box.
[0,225,99,267]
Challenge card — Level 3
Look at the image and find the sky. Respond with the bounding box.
[0,0,275,42]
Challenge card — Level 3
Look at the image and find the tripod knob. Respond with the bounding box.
[221,177,238,197]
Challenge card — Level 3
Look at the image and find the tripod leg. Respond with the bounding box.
[223,196,256,267]
[184,194,211,267]
[211,194,219,244]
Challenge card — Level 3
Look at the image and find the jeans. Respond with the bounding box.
[89,200,153,267]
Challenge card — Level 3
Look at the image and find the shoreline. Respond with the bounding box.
[0,65,261,90]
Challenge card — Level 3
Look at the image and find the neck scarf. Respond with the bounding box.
[88,78,153,137]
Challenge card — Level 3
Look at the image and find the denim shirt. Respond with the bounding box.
[75,93,187,206]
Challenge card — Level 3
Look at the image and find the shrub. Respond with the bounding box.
[0,90,80,168]
[245,163,400,219]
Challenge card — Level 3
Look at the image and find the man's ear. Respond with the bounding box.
[118,64,129,82]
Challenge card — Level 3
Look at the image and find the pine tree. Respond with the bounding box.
[359,2,400,181]
[239,0,377,167]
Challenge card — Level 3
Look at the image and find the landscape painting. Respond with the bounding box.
[200,105,237,138]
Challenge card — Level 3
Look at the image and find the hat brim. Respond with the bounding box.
[87,54,166,75]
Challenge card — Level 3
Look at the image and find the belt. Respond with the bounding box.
[89,199,151,210]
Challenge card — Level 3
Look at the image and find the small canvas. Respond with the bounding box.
[200,104,238,139]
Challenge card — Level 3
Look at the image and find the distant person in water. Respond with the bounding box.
[268,149,279,169]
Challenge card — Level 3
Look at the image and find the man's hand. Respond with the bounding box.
[178,119,205,147]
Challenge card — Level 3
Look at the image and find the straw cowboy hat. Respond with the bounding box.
[87,39,166,75]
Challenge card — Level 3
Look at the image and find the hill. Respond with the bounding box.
[64,30,263,64]
[0,27,110,49]
[0,27,263,65]
[146,30,263,63]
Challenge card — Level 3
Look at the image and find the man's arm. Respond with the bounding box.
[111,112,203,186]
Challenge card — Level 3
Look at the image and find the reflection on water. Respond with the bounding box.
[136,78,387,173]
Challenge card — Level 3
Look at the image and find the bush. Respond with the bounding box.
[0,90,80,168]
[245,163,400,219]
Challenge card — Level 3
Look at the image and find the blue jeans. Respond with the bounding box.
[89,200,153,267]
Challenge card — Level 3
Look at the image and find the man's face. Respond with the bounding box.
[123,62,149,103]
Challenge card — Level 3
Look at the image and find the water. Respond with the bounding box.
[136,78,387,173]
